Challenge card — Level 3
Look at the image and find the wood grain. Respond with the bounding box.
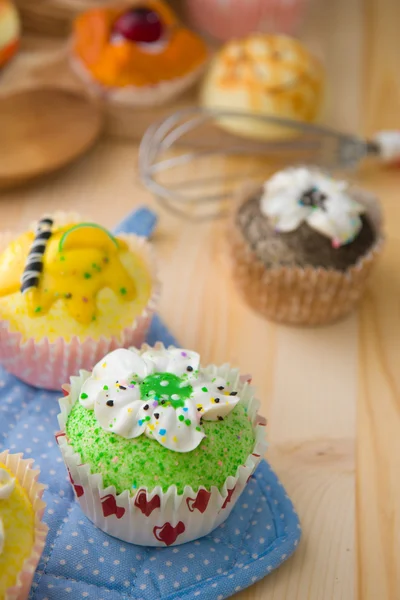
[357,0,400,598]
[0,0,398,597]
[0,87,103,189]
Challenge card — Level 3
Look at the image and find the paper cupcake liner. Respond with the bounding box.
[56,343,268,547]
[70,52,207,108]
[0,212,160,390]
[230,183,384,326]
[0,450,48,600]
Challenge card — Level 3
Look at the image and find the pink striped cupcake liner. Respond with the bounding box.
[0,450,48,600]
[0,214,160,391]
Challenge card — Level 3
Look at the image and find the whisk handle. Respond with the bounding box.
[371,130,400,161]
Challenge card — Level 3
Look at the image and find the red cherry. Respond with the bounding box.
[112,7,164,43]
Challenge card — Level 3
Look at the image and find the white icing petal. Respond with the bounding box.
[308,197,362,245]
[80,349,148,409]
[0,467,15,500]
[0,519,4,556]
[93,348,150,381]
[270,203,309,232]
[261,190,309,229]
[93,389,147,439]
[260,167,366,247]
[191,377,240,421]
[141,348,200,379]
[148,402,205,452]
[79,348,240,452]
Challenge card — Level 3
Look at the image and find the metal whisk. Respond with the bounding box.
[139,107,399,220]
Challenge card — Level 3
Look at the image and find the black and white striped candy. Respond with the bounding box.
[21,217,54,294]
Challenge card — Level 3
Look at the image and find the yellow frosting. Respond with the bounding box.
[0,463,34,597]
[0,220,153,343]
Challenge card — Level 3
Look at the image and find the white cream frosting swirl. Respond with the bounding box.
[80,348,240,453]
[260,167,365,247]
[0,466,15,556]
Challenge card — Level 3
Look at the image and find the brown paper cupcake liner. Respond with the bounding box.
[229,183,384,326]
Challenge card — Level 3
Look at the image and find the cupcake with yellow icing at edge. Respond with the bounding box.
[0,212,159,390]
[70,1,208,107]
[230,167,384,326]
[56,343,267,547]
[0,450,48,600]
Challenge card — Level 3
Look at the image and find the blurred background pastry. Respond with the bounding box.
[185,0,311,42]
[230,167,384,326]
[0,0,20,68]
[201,34,324,140]
[71,0,208,106]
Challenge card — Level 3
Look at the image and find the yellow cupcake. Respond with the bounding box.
[0,214,159,390]
[201,34,324,139]
[0,463,34,597]
[0,452,47,600]
[0,216,154,343]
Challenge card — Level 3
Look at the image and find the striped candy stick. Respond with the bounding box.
[20,217,53,294]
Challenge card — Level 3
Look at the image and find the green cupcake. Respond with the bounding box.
[57,345,267,546]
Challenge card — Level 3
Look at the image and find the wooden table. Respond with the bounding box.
[1,0,400,597]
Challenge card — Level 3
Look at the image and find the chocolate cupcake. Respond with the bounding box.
[230,167,384,325]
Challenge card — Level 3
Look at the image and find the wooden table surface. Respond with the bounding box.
[1,0,400,598]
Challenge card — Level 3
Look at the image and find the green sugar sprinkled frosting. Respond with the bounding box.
[66,401,254,494]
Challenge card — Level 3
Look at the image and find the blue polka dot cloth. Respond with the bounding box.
[0,208,301,600]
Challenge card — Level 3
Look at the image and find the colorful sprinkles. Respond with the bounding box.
[79,349,242,453]
[67,399,255,494]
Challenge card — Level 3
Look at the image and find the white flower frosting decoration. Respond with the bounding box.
[260,167,365,248]
[79,348,240,453]
[0,466,15,556]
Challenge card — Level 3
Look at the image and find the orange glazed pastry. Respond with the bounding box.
[0,0,20,69]
[71,1,208,106]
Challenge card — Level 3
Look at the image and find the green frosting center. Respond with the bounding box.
[139,372,193,409]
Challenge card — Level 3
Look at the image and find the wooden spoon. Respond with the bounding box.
[0,87,103,189]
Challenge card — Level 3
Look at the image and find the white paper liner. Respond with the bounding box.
[230,183,385,326]
[0,212,160,390]
[70,51,207,107]
[56,343,268,547]
[0,451,48,600]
